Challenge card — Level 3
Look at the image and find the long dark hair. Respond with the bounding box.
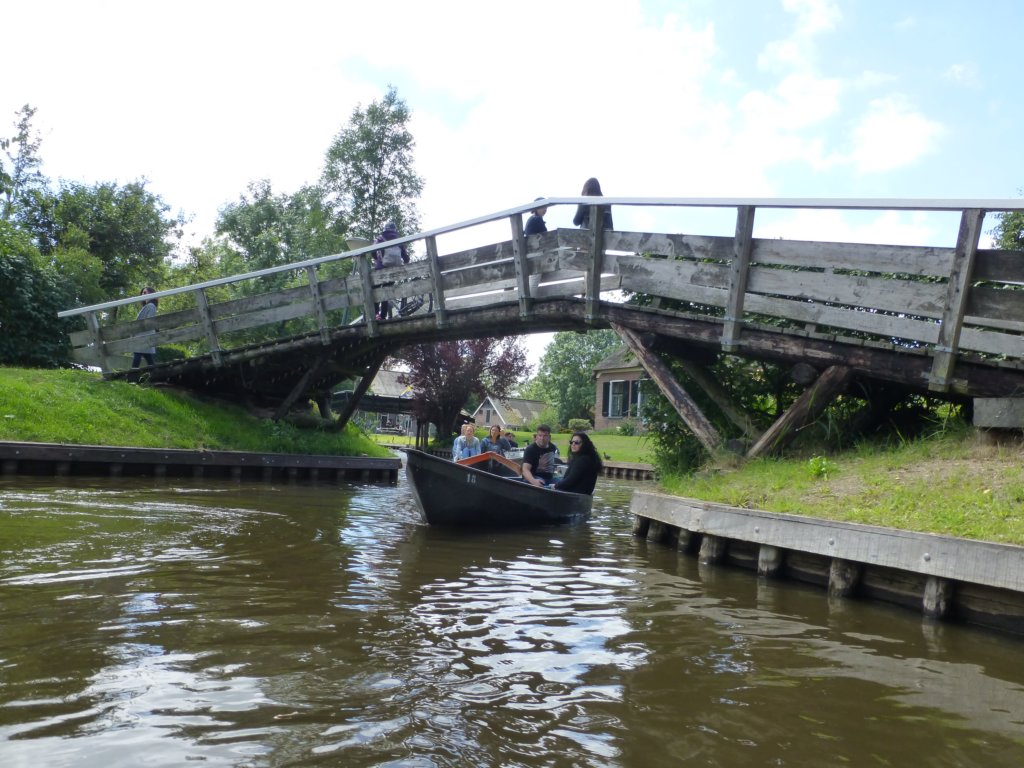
[141,286,158,307]
[569,431,602,471]
[581,177,603,196]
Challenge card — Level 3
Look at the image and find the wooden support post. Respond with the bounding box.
[677,358,760,439]
[647,519,670,544]
[305,265,331,344]
[721,205,755,351]
[929,208,985,391]
[828,558,861,598]
[631,515,650,538]
[746,365,851,459]
[194,289,224,366]
[586,205,605,322]
[359,253,378,335]
[272,352,333,421]
[426,235,448,327]
[85,311,116,373]
[757,545,784,578]
[923,576,954,620]
[699,534,728,565]
[332,351,388,430]
[677,529,698,554]
[613,323,723,453]
[509,213,533,318]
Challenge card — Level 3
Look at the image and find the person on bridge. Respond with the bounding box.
[130,287,159,368]
[554,431,602,495]
[373,221,409,320]
[480,424,513,457]
[522,424,561,488]
[524,198,548,236]
[451,423,482,461]
[572,177,613,231]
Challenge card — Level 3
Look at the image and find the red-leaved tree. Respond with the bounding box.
[395,337,530,440]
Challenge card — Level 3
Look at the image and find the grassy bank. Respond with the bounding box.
[662,425,1024,546]
[0,367,391,458]
[370,430,655,463]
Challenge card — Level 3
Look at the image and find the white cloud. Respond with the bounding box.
[848,96,945,173]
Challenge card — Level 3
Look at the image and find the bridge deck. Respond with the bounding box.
[58,197,1024,414]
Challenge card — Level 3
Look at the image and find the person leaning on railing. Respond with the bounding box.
[572,177,613,230]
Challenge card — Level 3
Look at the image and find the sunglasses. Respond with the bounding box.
[570,439,582,445]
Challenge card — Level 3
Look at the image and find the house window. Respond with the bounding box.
[485,408,492,423]
[609,380,628,418]
[602,378,643,419]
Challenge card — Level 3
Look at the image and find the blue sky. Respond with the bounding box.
[3,0,1022,363]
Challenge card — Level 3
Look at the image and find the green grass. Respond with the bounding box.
[662,426,1024,545]
[0,367,391,457]
[371,429,655,463]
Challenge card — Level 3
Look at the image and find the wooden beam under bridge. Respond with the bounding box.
[612,323,723,454]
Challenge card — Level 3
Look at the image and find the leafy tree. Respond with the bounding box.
[992,196,1023,250]
[216,179,348,286]
[321,86,424,240]
[395,337,530,439]
[22,179,183,318]
[0,220,76,367]
[0,104,47,224]
[527,330,622,427]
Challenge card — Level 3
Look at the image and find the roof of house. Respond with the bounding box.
[593,346,640,373]
[368,369,415,399]
[473,395,548,425]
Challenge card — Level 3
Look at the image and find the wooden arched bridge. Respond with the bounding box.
[59,196,1024,456]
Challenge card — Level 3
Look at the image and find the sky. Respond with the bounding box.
[4,0,1023,367]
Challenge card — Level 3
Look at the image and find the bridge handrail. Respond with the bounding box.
[56,196,1024,318]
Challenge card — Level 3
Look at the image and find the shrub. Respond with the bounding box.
[567,419,592,432]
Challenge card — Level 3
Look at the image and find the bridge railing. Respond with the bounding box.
[58,197,1024,391]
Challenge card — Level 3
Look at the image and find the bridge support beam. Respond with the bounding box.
[612,323,723,453]
[746,364,851,459]
[273,352,335,422]
[331,351,388,431]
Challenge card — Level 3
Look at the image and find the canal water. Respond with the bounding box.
[1,468,1023,767]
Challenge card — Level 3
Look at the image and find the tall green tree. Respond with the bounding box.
[216,179,348,285]
[22,179,183,317]
[321,86,424,240]
[527,330,622,428]
[0,104,47,224]
[0,220,76,367]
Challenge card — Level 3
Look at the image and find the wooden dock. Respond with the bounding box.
[0,441,399,483]
[632,491,1024,636]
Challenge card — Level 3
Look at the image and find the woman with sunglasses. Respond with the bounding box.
[554,431,603,495]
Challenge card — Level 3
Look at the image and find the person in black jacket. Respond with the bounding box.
[554,431,603,495]
[572,177,613,231]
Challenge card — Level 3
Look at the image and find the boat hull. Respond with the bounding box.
[404,449,592,528]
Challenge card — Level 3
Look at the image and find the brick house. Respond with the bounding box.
[593,346,646,431]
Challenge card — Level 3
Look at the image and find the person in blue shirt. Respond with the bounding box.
[451,423,482,461]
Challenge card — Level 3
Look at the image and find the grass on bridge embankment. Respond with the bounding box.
[0,367,391,457]
[662,425,1024,546]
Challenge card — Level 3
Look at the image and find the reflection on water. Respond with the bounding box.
[1,473,1023,767]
